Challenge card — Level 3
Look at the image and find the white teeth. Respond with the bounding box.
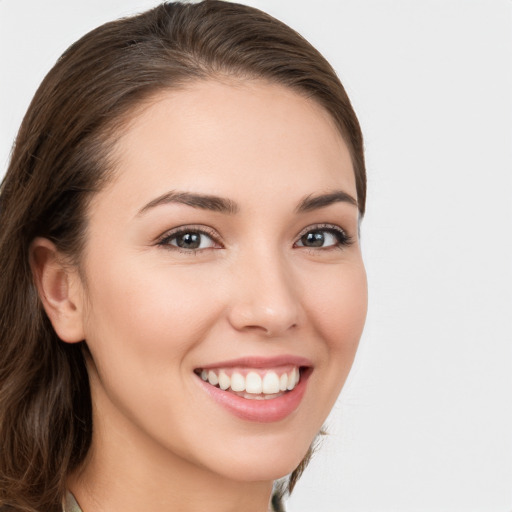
[262,371,280,394]
[198,367,301,395]
[245,372,262,394]
[218,371,230,390]
[286,368,296,390]
[279,373,288,391]
[230,372,245,392]
[208,370,218,386]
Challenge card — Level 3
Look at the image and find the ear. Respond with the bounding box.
[30,237,85,343]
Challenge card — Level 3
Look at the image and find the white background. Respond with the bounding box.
[1,1,511,511]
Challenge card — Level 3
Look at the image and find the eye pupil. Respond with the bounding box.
[177,233,201,249]
[302,231,325,247]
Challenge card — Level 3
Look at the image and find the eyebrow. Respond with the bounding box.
[137,191,239,215]
[137,189,357,216]
[296,191,358,212]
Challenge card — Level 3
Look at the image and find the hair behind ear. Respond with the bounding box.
[0,302,92,511]
[0,235,92,510]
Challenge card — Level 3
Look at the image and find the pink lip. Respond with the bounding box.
[195,356,313,423]
[197,355,313,370]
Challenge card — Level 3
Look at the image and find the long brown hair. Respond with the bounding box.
[0,2,365,510]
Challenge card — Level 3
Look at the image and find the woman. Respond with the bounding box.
[0,2,367,511]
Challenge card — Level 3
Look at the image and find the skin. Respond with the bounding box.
[33,80,367,512]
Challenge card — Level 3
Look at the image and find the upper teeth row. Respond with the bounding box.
[200,368,300,394]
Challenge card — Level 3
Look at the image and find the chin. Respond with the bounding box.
[205,433,315,483]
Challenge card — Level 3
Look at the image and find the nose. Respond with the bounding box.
[227,251,301,337]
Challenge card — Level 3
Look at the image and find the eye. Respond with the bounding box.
[158,227,219,251]
[295,225,352,249]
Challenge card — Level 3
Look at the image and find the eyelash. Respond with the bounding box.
[156,223,353,253]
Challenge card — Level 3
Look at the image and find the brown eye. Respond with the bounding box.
[295,227,350,249]
[174,232,202,249]
[159,229,217,251]
[300,231,326,247]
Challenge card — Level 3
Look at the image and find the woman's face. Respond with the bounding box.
[77,80,367,482]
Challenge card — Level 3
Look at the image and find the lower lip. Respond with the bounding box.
[196,370,310,423]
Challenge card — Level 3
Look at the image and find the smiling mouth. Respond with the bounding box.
[194,366,303,400]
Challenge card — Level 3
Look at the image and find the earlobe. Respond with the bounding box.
[30,237,85,343]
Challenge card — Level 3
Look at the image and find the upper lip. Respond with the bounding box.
[196,355,313,370]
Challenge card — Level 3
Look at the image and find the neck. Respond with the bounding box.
[69,460,273,512]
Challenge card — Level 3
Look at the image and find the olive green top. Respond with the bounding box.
[63,492,82,512]
[62,491,284,512]
[63,491,282,511]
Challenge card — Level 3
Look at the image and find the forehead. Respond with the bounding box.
[101,79,356,210]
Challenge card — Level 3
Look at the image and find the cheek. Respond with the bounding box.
[304,261,367,352]
[301,260,367,416]
[81,258,228,446]
[82,254,226,367]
